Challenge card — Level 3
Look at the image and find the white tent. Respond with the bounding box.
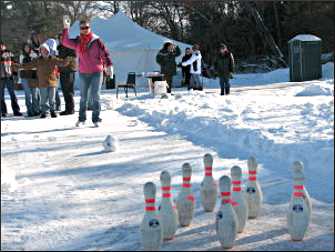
[69,11,192,88]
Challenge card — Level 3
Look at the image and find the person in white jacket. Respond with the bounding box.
[182,44,203,91]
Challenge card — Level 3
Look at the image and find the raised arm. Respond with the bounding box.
[174,46,181,57]
[61,28,78,50]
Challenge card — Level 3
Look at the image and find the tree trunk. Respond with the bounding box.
[272,2,282,48]
[245,2,287,67]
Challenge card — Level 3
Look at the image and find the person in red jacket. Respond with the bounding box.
[61,16,113,127]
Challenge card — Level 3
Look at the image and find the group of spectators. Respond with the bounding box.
[1,15,235,124]
[0,32,76,118]
[1,16,113,127]
[156,42,235,96]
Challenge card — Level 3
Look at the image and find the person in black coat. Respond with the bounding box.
[181,47,192,90]
[214,43,235,95]
[57,33,77,115]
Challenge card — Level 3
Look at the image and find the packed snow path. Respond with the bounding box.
[1,106,333,251]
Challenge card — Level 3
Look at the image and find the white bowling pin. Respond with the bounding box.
[140,182,162,251]
[200,153,218,212]
[231,165,248,233]
[216,175,238,249]
[290,161,312,217]
[103,135,119,152]
[176,163,195,227]
[287,170,310,241]
[245,156,263,219]
[159,171,178,240]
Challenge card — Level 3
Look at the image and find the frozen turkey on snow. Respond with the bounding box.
[103,135,119,152]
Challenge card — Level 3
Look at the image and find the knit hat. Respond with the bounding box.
[192,44,200,51]
[40,43,50,55]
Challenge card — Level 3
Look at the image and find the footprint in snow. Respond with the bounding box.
[48,136,57,142]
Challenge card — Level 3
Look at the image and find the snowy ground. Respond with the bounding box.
[1,63,334,251]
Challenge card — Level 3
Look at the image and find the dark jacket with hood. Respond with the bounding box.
[156,44,181,76]
[214,51,235,78]
[57,44,77,72]
[181,53,192,76]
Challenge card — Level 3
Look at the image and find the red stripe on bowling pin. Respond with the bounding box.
[205,166,212,176]
[145,198,155,203]
[294,192,304,197]
[232,180,241,192]
[145,198,156,212]
[145,206,156,211]
[186,195,195,203]
[221,192,231,196]
[231,199,239,206]
[183,176,191,188]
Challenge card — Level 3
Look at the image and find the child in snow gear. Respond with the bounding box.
[19,43,70,118]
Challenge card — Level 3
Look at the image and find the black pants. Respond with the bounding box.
[183,71,192,89]
[164,74,173,93]
[60,71,75,112]
[55,89,61,110]
[0,77,21,115]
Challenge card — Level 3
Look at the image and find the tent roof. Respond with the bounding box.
[289,34,321,42]
[69,11,191,51]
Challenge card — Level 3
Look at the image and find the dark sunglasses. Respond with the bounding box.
[80,26,90,30]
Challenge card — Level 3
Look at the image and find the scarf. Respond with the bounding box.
[79,32,93,55]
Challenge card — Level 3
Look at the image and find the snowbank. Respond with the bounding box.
[322,62,334,80]
[296,83,333,96]
[117,81,334,203]
[204,62,333,89]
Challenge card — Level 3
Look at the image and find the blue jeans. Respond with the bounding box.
[79,72,103,123]
[21,79,40,115]
[40,87,56,114]
[191,74,202,90]
[219,76,230,95]
[0,77,21,115]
